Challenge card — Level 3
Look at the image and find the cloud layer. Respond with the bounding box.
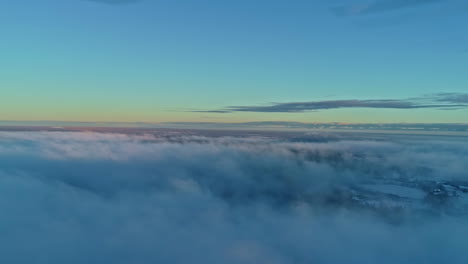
[0,130,468,263]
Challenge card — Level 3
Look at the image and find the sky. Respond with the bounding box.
[1,0,467,124]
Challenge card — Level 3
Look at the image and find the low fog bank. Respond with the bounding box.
[0,131,467,264]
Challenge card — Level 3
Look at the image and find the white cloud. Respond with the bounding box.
[0,131,467,263]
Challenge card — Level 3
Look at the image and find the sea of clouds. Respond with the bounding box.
[0,130,467,264]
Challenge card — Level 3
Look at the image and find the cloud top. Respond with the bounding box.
[0,130,468,263]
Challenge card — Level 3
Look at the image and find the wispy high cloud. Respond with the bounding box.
[83,0,141,5]
[332,0,442,16]
[195,93,468,113]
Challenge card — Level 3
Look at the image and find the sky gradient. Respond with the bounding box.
[1,0,467,124]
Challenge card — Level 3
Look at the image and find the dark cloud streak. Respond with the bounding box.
[434,93,468,104]
[196,93,468,113]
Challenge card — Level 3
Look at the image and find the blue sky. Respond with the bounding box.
[1,0,467,123]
